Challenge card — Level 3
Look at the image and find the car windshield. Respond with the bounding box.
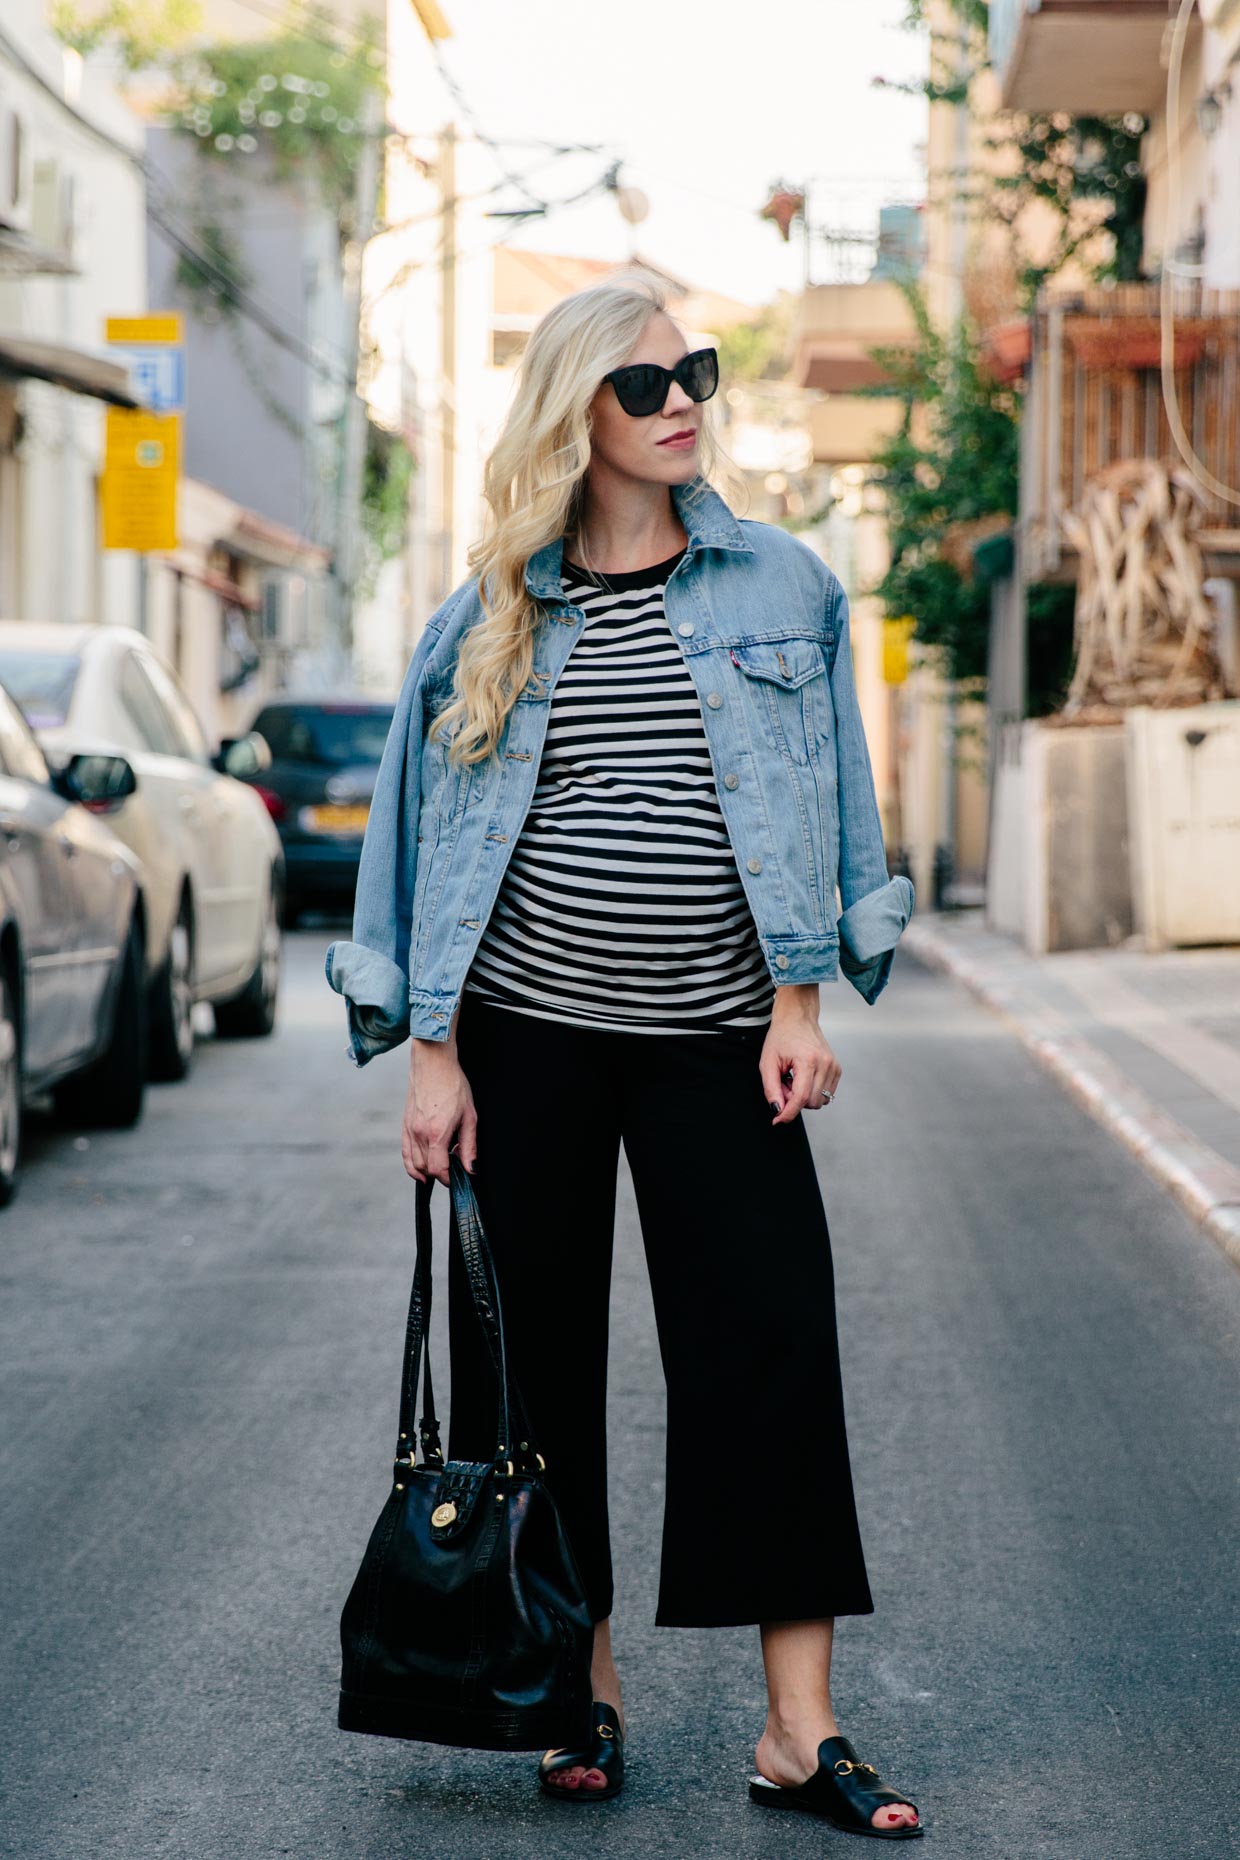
[0,651,81,730]
[258,706,394,766]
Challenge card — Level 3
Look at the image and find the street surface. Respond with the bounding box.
[2,930,1238,1859]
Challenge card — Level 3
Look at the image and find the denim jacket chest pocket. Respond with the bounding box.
[729,635,832,771]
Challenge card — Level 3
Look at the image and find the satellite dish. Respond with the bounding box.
[616,186,650,226]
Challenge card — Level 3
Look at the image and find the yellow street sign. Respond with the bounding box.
[105,314,182,345]
[102,409,180,551]
[883,615,916,686]
[102,313,184,550]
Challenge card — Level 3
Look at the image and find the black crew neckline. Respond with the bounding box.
[561,546,686,592]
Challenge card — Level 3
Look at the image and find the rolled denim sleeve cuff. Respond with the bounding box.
[324,940,411,1067]
[837,874,915,1006]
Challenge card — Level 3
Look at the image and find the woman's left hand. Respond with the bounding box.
[760,984,841,1124]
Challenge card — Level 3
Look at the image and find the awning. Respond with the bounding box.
[0,335,142,407]
[230,507,330,571]
[168,560,261,611]
[801,353,893,394]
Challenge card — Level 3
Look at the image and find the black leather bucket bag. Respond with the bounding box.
[338,1155,595,1751]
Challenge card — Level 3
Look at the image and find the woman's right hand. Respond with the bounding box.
[402,1037,478,1185]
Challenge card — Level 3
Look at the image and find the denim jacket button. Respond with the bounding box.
[747,857,762,874]
[723,772,739,790]
[677,621,695,637]
[775,953,790,970]
[706,691,723,708]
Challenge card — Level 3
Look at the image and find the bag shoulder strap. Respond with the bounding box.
[396,1162,539,1473]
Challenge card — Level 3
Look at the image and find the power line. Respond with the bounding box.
[380,142,605,237]
[427,39,546,219]
[362,159,623,317]
[0,14,623,428]
[0,15,360,383]
[146,195,356,387]
[0,14,620,384]
[207,0,382,64]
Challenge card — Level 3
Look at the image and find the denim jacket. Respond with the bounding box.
[326,478,914,1064]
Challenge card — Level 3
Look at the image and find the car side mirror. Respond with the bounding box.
[55,752,137,811]
[215,731,272,780]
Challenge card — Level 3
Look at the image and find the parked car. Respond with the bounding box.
[237,697,395,924]
[0,624,284,1082]
[0,678,147,1204]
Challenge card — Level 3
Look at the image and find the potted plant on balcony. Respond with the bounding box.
[1065,317,1210,372]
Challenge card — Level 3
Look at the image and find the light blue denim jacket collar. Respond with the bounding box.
[522,478,754,600]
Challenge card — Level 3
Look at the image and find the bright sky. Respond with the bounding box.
[437,0,929,308]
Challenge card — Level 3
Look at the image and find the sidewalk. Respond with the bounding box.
[903,910,1240,1269]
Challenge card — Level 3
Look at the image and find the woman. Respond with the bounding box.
[327,274,920,1839]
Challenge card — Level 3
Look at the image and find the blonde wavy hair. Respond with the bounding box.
[433,269,744,767]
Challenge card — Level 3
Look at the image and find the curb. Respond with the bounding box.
[904,921,1240,1272]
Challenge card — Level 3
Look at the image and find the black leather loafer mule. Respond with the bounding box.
[537,1699,625,1802]
[749,1734,922,1839]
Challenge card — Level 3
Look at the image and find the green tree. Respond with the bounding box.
[52,4,411,582]
[893,0,1148,301]
[360,423,415,595]
[170,25,384,219]
[867,285,1019,684]
[49,0,201,70]
[715,297,795,383]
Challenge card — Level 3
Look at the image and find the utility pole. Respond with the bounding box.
[439,122,457,599]
[334,85,382,661]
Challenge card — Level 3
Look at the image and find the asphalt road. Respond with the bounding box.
[1,928,1237,1860]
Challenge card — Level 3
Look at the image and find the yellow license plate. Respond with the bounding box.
[307,803,370,833]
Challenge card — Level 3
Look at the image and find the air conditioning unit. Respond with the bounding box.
[261,575,310,648]
[30,157,77,260]
[0,103,33,234]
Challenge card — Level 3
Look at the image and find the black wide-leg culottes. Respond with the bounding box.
[446,997,874,1629]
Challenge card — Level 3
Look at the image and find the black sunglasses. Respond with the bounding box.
[601,346,719,418]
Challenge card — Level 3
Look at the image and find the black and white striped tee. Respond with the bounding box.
[462,548,775,1035]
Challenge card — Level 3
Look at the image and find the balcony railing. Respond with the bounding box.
[989,0,1171,115]
[1019,283,1240,580]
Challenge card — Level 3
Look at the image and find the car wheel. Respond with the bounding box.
[53,915,147,1129]
[0,960,21,1207]
[148,890,195,1083]
[214,878,280,1040]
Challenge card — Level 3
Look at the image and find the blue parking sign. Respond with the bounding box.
[119,345,185,413]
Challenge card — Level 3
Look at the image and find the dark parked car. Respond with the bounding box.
[0,681,146,1205]
[238,698,395,924]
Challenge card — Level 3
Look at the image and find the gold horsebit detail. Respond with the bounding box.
[834,1759,880,1778]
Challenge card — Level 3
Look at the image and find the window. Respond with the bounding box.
[0,650,82,730]
[252,705,394,767]
[119,653,208,760]
[491,328,528,368]
[0,686,49,786]
[136,652,207,763]
[120,654,179,756]
[250,706,294,759]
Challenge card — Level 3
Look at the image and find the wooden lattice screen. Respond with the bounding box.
[1023,284,1240,578]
